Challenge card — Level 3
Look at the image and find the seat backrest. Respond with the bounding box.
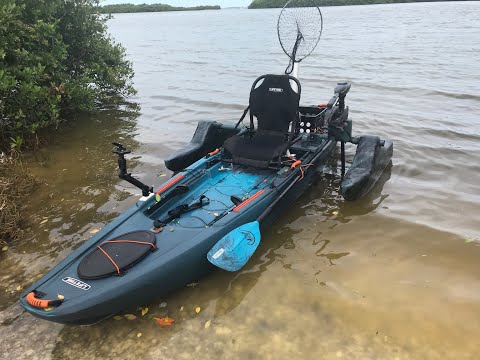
[249,74,301,134]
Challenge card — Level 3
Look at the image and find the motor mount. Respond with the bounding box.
[112,142,153,197]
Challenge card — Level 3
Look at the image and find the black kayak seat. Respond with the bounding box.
[78,231,156,280]
[223,74,301,168]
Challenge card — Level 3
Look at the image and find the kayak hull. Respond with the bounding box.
[20,135,335,324]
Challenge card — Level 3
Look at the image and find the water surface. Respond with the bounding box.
[1,2,480,359]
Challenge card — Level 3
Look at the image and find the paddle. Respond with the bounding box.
[207,221,262,272]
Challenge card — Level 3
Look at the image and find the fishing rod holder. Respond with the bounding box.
[112,142,153,197]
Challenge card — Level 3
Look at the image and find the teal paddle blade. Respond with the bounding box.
[207,221,261,272]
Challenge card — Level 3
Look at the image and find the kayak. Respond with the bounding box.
[19,1,393,324]
[19,130,336,324]
[19,88,390,324]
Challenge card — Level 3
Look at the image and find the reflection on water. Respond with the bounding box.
[1,2,480,359]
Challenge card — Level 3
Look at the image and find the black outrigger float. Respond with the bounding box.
[20,0,393,324]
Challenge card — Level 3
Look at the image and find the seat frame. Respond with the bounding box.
[223,74,302,169]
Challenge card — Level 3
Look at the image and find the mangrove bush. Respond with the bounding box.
[100,3,221,14]
[0,0,135,150]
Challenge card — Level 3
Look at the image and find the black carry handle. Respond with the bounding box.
[146,184,190,215]
[153,195,209,228]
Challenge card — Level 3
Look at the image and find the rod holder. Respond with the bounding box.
[112,143,153,197]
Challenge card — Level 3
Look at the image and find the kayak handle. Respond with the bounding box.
[26,291,63,309]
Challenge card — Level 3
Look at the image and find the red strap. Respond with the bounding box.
[103,239,156,249]
[155,174,185,195]
[233,190,265,213]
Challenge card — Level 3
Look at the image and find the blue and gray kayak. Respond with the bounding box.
[20,2,393,323]
[19,129,336,323]
[19,87,391,325]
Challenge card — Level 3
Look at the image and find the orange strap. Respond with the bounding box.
[208,148,220,156]
[296,164,313,183]
[103,239,156,249]
[97,246,121,275]
[298,167,305,182]
[291,160,302,169]
[96,240,156,276]
[319,103,328,107]
[155,174,185,195]
[26,292,63,309]
[233,190,265,213]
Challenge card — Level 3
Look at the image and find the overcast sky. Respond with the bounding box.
[101,0,251,7]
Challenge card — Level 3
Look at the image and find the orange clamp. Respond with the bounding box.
[208,148,220,156]
[26,292,63,309]
[291,160,302,169]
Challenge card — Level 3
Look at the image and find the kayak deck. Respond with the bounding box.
[19,159,282,323]
[154,165,277,229]
[20,132,337,324]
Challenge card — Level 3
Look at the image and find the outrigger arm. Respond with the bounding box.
[112,142,153,197]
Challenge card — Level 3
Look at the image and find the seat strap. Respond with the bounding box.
[234,106,250,129]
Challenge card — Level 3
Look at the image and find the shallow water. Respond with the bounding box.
[1,2,480,359]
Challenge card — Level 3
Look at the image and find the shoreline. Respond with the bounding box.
[99,4,221,14]
[248,0,467,9]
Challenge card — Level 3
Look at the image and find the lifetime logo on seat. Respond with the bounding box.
[269,87,284,93]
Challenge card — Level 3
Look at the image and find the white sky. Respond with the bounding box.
[101,0,252,7]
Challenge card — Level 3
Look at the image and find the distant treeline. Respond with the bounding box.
[249,0,451,8]
[100,3,221,14]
